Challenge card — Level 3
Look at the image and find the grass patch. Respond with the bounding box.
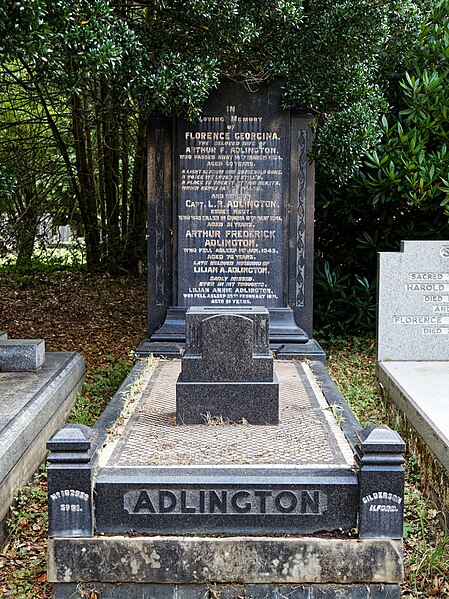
[69,356,133,426]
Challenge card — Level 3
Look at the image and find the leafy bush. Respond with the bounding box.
[315,0,449,334]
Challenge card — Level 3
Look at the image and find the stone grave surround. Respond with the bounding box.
[138,78,324,361]
[47,354,406,598]
[46,80,405,598]
[0,333,85,543]
[377,239,449,514]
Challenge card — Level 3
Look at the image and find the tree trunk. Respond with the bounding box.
[71,91,101,268]
[14,185,38,267]
[125,117,147,273]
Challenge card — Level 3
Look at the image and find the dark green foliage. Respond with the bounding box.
[314,0,449,335]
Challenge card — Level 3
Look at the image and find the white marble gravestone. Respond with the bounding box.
[378,240,449,361]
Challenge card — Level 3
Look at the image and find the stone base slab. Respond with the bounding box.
[176,375,279,424]
[48,536,403,584]
[379,360,449,517]
[0,339,45,371]
[53,582,401,599]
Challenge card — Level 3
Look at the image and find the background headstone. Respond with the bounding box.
[378,240,449,361]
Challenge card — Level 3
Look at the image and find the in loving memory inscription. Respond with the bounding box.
[177,103,286,307]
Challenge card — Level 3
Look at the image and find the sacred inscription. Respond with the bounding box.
[177,86,287,308]
[378,241,449,361]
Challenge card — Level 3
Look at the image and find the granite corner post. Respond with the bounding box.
[355,425,406,539]
[147,114,174,340]
[47,424,95,537]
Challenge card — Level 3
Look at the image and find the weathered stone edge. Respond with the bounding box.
[91,358,153,453]
[48,536,403,584]
[378,363,449,472]
[309,360,361,453]
[0,353,85,480]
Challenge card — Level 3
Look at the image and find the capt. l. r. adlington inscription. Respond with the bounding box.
[177,93,287,308]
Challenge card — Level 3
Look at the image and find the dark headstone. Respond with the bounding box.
[176,307,279,424]
[146,79,316,348]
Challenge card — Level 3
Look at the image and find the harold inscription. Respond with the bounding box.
[378,241,449,360]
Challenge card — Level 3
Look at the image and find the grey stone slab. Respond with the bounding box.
[0,338,45,371]
[0,352,85,523]
[47,536,404,584]
[378,361,449,472]
[54,583,401,599]
[0,332,7,340]
[378,240,449,361]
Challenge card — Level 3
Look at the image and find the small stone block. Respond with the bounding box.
[47,424,94,452]
[0,339,45,371]
[176,376,279,424]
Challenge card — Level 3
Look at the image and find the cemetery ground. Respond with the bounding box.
[0,270,448,598]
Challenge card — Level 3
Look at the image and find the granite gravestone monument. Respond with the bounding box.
[47,78,406,599]
[141,79,321,358]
